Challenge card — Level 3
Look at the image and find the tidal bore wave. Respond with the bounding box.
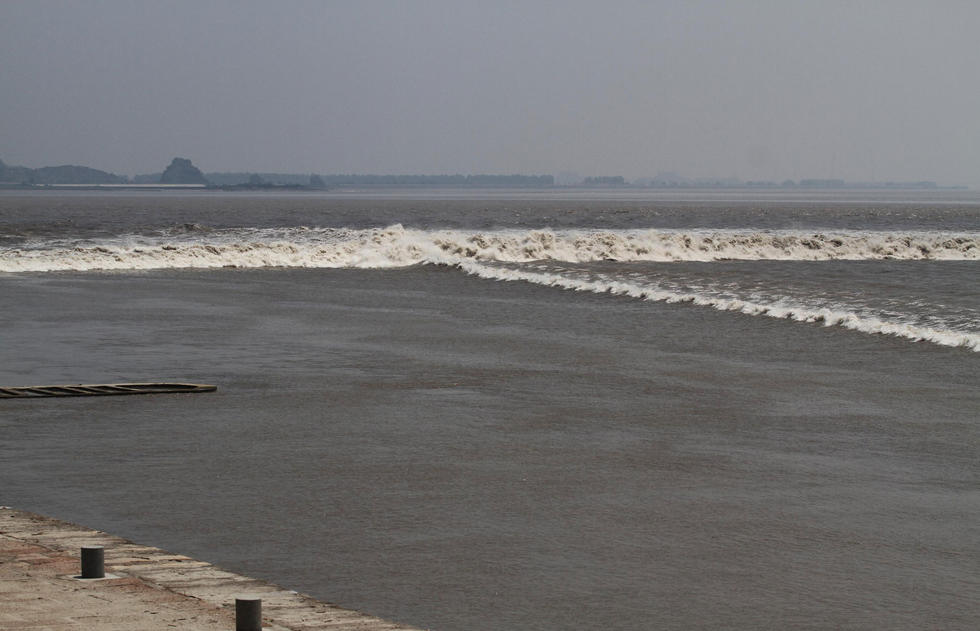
[453,261,980,353]
[3,225,977,351]
[2,225,978,272]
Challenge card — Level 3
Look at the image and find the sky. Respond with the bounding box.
[1,1,978,185]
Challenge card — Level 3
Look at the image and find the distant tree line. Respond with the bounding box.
[582,176,626,187]
[300,173,555,188]
[147,172,555,188]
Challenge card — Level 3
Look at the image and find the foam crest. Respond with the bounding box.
[1,226,978,272]
[2,225,975,351]
[453,260,980,352]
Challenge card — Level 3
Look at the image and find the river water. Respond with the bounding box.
[1,189,977,629]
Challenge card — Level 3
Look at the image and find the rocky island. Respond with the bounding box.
[159,157,209,185]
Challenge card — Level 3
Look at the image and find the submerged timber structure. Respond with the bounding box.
[0,383,217,398]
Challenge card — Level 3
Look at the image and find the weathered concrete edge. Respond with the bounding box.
[0,507,424,631]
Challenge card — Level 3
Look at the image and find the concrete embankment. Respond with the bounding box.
[0,507,422,630]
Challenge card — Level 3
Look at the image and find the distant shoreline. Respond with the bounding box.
[1,158,968,191]
[0,182,968,192]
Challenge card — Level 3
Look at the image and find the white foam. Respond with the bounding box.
[1,225,978,272]
[452,260,980,353]
[3,225,976,351]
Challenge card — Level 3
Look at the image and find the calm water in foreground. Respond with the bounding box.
[1,190,977,629]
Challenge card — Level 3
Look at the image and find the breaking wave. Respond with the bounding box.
[455,260,980,352]
[1,225,977,272]
[2,225,976,351]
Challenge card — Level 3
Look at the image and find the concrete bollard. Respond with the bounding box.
[236,597,262,631]
[80,546,105,578]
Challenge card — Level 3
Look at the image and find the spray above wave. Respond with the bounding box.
[1,225,978,272]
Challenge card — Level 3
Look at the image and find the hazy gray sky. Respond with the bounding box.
[2,1,978,184]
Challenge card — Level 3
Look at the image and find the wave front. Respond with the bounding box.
[2,225,978,272]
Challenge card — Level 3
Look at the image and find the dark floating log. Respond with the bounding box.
[0,383,217,399]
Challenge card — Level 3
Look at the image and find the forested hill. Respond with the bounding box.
[0,159,126,185]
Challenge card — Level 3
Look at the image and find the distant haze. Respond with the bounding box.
[2,1,978,185]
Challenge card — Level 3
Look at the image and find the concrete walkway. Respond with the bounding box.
[0,507,422,630]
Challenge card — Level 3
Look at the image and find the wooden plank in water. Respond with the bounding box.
[0,383,217,399]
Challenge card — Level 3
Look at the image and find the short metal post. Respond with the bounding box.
[236,597,262,631]
[80,546,105,578]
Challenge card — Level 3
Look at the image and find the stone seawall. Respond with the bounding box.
[0,507,423,630]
